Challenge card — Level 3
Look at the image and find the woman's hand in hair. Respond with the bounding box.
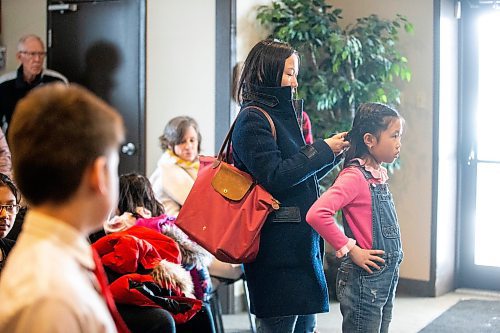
[348,245,385,274]
[324,131,350,155]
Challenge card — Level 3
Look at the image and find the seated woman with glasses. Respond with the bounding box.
[0,173,21,274]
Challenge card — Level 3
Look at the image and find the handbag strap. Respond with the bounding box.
[217,106,276,163]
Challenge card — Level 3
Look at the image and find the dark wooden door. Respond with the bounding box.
[47,0,146,174]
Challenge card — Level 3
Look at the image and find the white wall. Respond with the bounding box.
[435,0,459,294]
[236,1,272,62]
[0,0,46,74]
[146,0,216,175]
[0,0,216,177]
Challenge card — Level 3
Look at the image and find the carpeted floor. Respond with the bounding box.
[418,299,500,333]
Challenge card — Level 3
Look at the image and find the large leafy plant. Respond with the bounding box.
[257,0,413,143]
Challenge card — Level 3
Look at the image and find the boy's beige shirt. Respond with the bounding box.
[0,210,117,333]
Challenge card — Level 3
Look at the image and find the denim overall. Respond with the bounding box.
[336,165,403,333]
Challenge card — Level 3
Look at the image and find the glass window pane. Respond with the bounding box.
[474,163,500,267]
[477,13,500,162]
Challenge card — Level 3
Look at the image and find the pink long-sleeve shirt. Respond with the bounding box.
[306,161,388,257]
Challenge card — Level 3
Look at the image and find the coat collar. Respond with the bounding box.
[242,85,292,108]
[16,65,44,89]
[242,85,304,117]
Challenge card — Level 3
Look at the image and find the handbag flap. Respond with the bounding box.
[211,161,254,201]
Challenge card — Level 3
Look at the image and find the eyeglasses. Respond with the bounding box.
[0,204,20,215]
[19,51,47,58]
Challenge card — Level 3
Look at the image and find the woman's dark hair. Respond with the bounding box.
[237,39,298,104]
[117,173,164,218]
[0,173,20,204]
[159,116,201,152]
[343,103,402,168]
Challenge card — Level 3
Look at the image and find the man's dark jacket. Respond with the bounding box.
[0,65,67,135]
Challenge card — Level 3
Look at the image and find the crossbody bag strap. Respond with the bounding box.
[246,106,276,139]
[217,106,276,163]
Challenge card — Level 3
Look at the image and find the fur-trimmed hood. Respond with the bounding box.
[93,226,202,323]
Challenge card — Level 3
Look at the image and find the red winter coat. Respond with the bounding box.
[93,226,201,323]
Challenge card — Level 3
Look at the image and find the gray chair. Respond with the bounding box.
[208,273,255,333]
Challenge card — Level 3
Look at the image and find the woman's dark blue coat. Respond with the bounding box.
[231,85,339,318]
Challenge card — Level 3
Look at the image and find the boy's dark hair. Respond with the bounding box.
[117,173,164,218]
[237,39,298,104]
[343,102,402,168]
[0,173,20,204]
[8,83,124,205]
[159,116,201,152]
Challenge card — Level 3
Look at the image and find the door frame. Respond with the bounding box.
[457,2,500,291]
[215,0,236,151]
[213,0,238,314]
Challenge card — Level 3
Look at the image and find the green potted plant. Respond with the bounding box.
[257,0,413,179]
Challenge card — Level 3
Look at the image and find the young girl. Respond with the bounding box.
[307,102,404,333]
[0,173,20,274]
[150,116,201,217]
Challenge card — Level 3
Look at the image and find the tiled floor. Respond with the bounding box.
[222,289,500,333]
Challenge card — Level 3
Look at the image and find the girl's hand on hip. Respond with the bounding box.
[348,245,385,274]
[324,132,350,155]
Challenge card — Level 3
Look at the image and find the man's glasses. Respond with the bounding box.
[19,51,47,58]
[0,204,20,215]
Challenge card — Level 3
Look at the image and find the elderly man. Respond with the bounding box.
[0,34,68,136]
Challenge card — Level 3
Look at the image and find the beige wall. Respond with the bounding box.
[329,0,435,281]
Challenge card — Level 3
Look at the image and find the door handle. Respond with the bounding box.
[467,148,475,166]
[48,4,78,13]
[121,143,136,156]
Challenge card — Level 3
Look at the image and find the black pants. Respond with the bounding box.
[176,303,216,333]
[118,304,176,333]
[118,302,215,333]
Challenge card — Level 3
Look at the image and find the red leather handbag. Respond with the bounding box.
[175,107,279,264]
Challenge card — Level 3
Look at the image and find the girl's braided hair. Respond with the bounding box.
[343,102,402,169]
